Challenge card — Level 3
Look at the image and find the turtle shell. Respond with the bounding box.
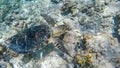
[8,25,50,54]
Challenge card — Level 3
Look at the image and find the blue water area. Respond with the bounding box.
[8,25,50,54]
[112,16,120,43]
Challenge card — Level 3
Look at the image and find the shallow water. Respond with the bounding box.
[0,0,120,68]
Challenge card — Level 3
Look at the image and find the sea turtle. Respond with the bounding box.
[7,24,50,54]
[4,14,71,57]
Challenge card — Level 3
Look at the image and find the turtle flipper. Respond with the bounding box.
[41,14,56,27]
[55,41,72,57]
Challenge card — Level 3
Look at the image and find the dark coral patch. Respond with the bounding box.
[8,25,50,54]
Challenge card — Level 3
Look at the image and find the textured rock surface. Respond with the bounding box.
[0,0,120,68]
[83,34,120,68]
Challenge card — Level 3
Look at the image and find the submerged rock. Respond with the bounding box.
[82,34,120,68]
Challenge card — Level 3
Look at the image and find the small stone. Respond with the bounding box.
[83,34,93,40]
[12,21,19,27]
[0,45,6,53]
[59,1,78,15]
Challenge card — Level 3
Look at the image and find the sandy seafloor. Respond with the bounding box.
[0,0,120,68]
